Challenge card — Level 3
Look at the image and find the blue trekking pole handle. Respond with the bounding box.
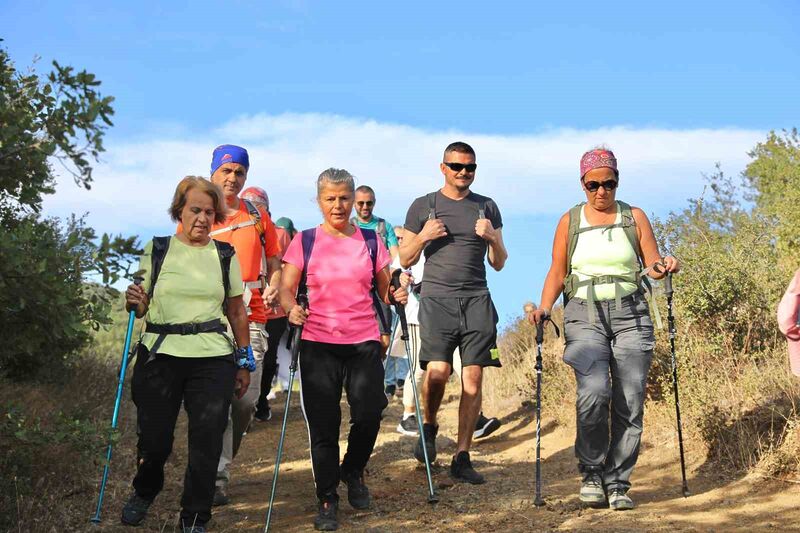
[91,276,143,524]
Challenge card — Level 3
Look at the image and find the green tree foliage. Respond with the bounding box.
[0,44,140,379]
[744,129,800,266]
[655,167,787,358]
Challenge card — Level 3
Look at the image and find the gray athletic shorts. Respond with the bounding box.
[418,294,501,370]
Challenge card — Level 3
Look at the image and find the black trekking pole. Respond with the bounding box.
[534,315,560,508]
[391,270,438,504]
[664,272,690,497]
[91,276,143,524]
[264,294,308,532]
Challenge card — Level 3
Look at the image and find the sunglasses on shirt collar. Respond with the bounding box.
[582,178,618,192]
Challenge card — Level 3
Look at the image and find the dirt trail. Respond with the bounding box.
[97,391,800,532]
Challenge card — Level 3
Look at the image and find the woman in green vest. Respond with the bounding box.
[529,147,680,511]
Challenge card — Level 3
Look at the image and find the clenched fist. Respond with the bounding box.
[475,219,497,243]
[419,218,447,243]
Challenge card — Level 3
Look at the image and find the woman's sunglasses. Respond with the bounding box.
[582,179,618,192]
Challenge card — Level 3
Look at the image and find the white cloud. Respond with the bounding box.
[42,112,764,237]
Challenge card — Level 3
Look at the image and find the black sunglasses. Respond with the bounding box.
[443,162,477,173]
[356,201,374,206]
[583,179,618,192]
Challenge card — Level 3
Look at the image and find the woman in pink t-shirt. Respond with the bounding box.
[279,168,408,531]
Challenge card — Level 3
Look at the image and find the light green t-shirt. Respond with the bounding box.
[571,203,639,301]
[138,236,244,357]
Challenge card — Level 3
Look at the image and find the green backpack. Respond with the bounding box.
[563,201,661,327]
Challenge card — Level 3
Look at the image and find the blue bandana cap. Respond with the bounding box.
[211,144,250,176]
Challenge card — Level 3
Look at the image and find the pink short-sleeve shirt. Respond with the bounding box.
[283,226,391,344]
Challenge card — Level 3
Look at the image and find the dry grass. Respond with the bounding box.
[484,306,800,480]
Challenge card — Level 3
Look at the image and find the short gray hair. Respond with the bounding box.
[316,168,355,197]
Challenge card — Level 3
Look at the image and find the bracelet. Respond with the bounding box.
[235,345,256,372]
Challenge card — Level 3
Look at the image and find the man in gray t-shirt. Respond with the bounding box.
[400,141,508,485]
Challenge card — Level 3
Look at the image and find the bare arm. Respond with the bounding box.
[375,266,409,306]
[486,227,508,271]
[538,212,570,314]
[225,295,250,348]
[262,254,282,306]
[388,244,399,260]
[400,219,447,268]
[632,207,681,278]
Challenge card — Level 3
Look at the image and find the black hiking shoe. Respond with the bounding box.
[254,403,272,422]
[314,498,339,531]
[341,469,371,509]
[414,423,438,464]
[450,451,486,484]
[579,472,606,505]
[473,412,502,439]
[120,492,153,526]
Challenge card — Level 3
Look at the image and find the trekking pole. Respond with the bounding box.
[391,270,438,503]
[384,312,400,387]
[664,272,690,497]
[90,276,143,524]
[264,294,308,532]
[533,315,560,508]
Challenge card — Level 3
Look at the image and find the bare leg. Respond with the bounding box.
[456,365,483,453]
[422,361,450,426]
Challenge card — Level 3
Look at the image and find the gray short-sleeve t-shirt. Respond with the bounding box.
[404,190,502,297]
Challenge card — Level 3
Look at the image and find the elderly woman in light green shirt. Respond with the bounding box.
[120,176,252,533]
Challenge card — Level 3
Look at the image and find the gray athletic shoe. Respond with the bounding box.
[212,482,230,506]
[608,487,634,510]
[579,472,606,505]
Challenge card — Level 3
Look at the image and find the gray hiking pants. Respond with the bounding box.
[217,321,267,485]
[563,292,655,491]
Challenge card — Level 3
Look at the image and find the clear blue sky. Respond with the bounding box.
[2,1,799,325]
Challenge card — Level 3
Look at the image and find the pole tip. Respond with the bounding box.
[682,488,691,498]
[428,494,440,504]
[534,498,546,507]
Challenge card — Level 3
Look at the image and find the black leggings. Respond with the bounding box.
[131,349,236,526]
[298,340,388,500]
[256,316,288,412]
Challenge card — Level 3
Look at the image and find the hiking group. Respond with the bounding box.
[110,141,680,532]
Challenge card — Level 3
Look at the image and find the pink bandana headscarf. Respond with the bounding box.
[580,149,618,178]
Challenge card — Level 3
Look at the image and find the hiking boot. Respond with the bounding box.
[414,423,438,464]
[579,472,606,505]
[450,451,486,484]
[396,379,405,396]
[384,384,396,399]
[473,413,501,439]
[212,482,230,506]
[314,498,339,531]
[608,487,634,510]
[120,492,153,526]
[397,414,419,437]
[341,469,371,509]
[254,403,272,422]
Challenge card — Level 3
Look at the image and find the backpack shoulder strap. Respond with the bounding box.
[242,199,266,248]
[426,192,437,220]
[213,240,236,308]
[361,228,378,276]
[616,200,643,266]
[565,203,585,275]
[297,228,317,298]
[148,236,172,301]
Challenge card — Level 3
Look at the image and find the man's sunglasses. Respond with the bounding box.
[356,201,374,207]
[582,179,618,192]
[443,162,477,173]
